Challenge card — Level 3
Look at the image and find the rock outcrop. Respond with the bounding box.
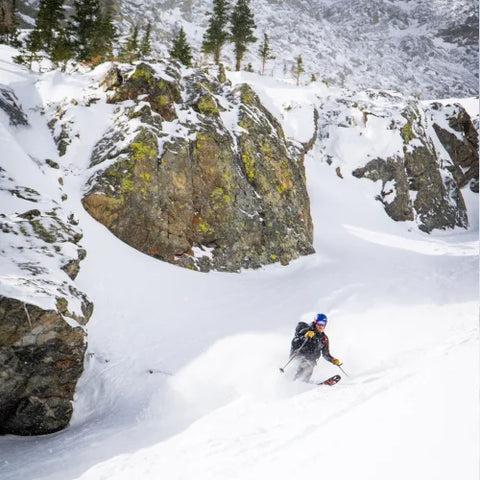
[352,102,473,232]
[83,62,314,271]
[0,85,29,127]
[0,98,92,435]
[430,103,479,193]
[0,297,89,435]
[316,90,477,233]
[0,197,92,435]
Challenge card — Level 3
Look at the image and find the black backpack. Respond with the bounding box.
[294,321,309,336]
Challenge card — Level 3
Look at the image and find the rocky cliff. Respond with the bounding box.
[0,85,93,435]
[82,62,314,272]
[312,90,477,233]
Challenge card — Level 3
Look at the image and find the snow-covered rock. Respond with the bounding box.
[0,68,93,435]
[82,61,314,272]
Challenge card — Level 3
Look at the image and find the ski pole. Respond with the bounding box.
[337,363,349,377]
[148,369,173,376]
[279,353,297,373]
[279,337,309,373]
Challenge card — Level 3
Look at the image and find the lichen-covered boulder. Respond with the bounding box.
[108,62,182,121]
[83,62,314,271]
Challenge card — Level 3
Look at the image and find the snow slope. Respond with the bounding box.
[0,46,478,480]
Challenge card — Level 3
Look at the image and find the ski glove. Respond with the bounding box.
[304,331,315,339]
[332,358,341,366]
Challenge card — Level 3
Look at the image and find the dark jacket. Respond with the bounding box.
[290,321,334,363]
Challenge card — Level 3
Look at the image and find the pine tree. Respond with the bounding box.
[49,27,73,70]
[28,0,65,52]
[95,9,116,60]
[127,24,139,57]
[71,0,99,61]
[170,26,192,67]
[258,32,274,75]
[71,0,115,63]
[8,0,20,47]
[95,10,117,60]
[293,55,305,86]
[0,0,19,45]
[201,0,229,64]
[230,0,256,71]
[119,24,139,63]
[14,28,44,68]
[140,22,152,58]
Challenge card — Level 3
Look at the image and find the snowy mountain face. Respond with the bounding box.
[13,0,479,98]
[115,0,479,99]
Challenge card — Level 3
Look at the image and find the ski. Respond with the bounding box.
[314,374,341,386]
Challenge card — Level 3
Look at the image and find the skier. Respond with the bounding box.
[290,313,341,382]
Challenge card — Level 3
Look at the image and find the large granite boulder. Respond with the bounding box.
[82,62,314,271]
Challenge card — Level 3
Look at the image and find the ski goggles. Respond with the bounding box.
[315,319,327,327]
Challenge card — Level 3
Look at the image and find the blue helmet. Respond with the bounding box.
[315,313,328,326]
